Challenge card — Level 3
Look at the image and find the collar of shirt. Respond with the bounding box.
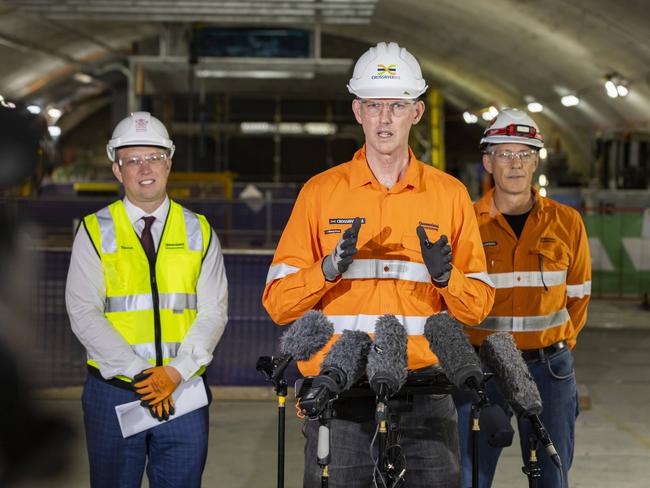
[349,144,422,192]
[123,196,170,227]
[476,186,544,219]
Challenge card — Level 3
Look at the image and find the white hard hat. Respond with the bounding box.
[106,111,175,162]
[480,108,544,149]
[347,42,428,99]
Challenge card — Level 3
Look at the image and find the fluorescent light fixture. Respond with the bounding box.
[304,122,337,135]
[462,111,478,124]
[277,122,303,134]
[26,104,41,114]
[539,187,547,197]
[616,84,629,97]
[527,102,543,113]
[48,126,61,137]
[539,148,548,159]
[240,122,272,134]
[196,69,314,79]
[561,95,580,107]
[605,80,618,98]
[538,174,548,187]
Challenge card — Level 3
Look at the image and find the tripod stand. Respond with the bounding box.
[256,355,291,488]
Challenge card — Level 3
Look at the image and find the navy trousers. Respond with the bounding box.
[81,374,210,488]
[454,347,579,488]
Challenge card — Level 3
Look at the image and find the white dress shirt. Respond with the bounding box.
[65,196,228,381]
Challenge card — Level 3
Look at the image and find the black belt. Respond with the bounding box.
[473,340,568,363]
[520,340,568,362]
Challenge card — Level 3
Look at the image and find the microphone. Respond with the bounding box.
[480,333,562,468]
[297,330,372,418]
[423,313,484,391]
[366,314,408,402]
[256,310,334,384]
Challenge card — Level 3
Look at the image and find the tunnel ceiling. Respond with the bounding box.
[1,0,650,173]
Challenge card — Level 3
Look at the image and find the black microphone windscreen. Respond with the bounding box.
[321,330,372,390]
[280,310,334,360]
[480,333,543,417]
[423,313,483,390]
[366,315,408,397]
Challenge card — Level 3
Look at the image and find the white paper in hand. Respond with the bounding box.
[115,376,209,438]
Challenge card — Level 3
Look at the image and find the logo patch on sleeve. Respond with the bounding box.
[540,237,556,243]
[482,241,498,247]
[324,229,341,234]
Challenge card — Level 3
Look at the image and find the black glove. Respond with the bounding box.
[322,217,362,281]
[417,225,452,284]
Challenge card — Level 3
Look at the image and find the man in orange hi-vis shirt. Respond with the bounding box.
[263,42,495,487]
[454,108,592,488]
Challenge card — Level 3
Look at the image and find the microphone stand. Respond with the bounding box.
[466,374,491,488]
[317,403,333,488]
[374,384,406,488]
[256,356,291,488]
[522,434,541,488]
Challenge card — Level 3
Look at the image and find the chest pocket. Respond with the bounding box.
[532,245,570,271]
[483,245,504,273]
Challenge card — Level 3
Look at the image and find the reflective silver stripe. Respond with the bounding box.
[106,293,197,313]
[159,293,197,311]
[343,259,430,282]
[106,294,153,313]
[96,206,117,253]
[475,308,571,332]
[132,342,181,360]
[566,281,591,298]
[466,272,495,287]
[182,207,203,251]
[488,270,567,289]
[266,263,300,283]
[326,314,429,335]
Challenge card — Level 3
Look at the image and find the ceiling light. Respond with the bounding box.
[73,72,93,84]
[561,95,580,107]
[48,126,62,137]
[47,107,63,119]
[481,106,498,121]
[27,104,42,114]
[539,187,547,197]
[539,148,548,159]
[196,69,314,79]
[616,84,629,97]
[304,122,337,135]
[462,112,478,124]
[605,80,619,98]
[527,102,543,113]
[538,174,548,187]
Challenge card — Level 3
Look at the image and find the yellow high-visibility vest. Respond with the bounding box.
[83,199,211,382]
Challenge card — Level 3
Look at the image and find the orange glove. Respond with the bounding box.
[148,395,175,422]
[133,366,180,407]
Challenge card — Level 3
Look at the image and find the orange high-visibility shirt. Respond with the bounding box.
[469,188,591,350]
[263,146,495,376]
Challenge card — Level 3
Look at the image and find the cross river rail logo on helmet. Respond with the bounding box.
[373,64,399,79]
[134,117,149,132]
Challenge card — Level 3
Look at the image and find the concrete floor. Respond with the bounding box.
[13,299,650,487]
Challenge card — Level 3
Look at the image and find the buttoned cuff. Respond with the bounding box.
[167,355,201,382]
[438,266,463,297]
